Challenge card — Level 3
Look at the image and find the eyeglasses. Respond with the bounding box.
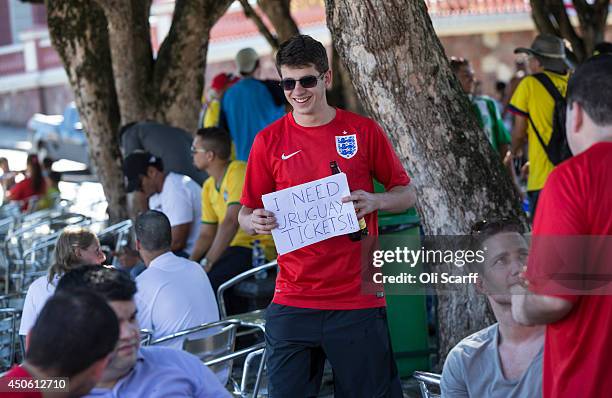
[279,72,325,91]
[190,145,209,154]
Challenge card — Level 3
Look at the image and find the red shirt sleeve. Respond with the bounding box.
[241,132,275,209]
[368,121,410,189]
[525,166,585,302]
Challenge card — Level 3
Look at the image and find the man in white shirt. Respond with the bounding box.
[123,151,201,257]
[133,210,219,348]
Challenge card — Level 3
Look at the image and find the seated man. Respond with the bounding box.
[0,290,118,398]
[190,127,275,300]
[134,210,219,348]
[56,266,230,397]
[123,151,201,258]
[441,219,544,397]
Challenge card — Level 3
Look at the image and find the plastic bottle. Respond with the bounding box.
[252,239,268,280]
[329,160,368,241]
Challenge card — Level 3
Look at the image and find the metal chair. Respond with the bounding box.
[97,220,133,268]
[139,329,153,346]
[216,260,278,397]
[151,319,265,397]
[413,371,441,398]
[0,308,18,372]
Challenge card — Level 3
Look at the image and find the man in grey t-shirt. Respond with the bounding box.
[441,220,544,398]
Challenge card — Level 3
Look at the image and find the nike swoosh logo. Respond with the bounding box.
[281,150,301,160]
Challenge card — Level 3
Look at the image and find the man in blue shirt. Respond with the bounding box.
[56,266,230,398]
[220,47,286,161]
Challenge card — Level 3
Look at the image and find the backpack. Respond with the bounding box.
[528,73,572,166]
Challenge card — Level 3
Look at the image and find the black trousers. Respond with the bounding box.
[265,303,403,398]
[207,246,252,314]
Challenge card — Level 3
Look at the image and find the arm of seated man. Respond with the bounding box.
[170,223,191,252]
[204,204,241,270]
[440,346,469,398]
[189,223,216,262]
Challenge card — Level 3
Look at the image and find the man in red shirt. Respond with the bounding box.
[0,290,118,397]
[238,35,416,397]
[511,55,612,397]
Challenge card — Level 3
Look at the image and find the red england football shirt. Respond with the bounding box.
[0,365,44,398]
[525,142,612,397]
[241,109,410,310]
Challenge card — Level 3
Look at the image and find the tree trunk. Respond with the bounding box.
[530,0,610,63]
[152,0,233,132]
[96,0,154,125]
[326,0,525,366]
[572,0,610,57]
[329,44,363,114]
[257,0,299,42]
[46,0,126,222]
[45,0,234,222]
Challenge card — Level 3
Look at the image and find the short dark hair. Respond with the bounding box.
[195,127,231,160]
[26,290,118,377]
[42,157,53,171]
[135,210,172,251]
[276,35,329,75]
[567,54,612,126]
[56,266,137,301]
[470,218,525,250]
[48,171,62,184]
[449,56,470,73]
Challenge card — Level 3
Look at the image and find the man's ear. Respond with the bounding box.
[147,165,161,178]
[475,274,488,295]
[571,101,584,135]
[324,69,333,89]
[91,354,112,381]
[135,239,142,251]
[25,331,31,352]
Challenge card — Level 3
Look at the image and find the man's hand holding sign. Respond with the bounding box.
[261,173,359,255]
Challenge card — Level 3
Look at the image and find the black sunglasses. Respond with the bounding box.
[280,72,325,91]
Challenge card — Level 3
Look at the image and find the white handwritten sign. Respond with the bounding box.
[262,173,359,255]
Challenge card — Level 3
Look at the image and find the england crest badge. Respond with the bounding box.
[335,134,358,159]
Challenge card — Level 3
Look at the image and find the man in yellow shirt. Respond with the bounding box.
[190,127,274,305]
[509,34,570,217]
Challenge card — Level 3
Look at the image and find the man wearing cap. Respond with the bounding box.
[508,34,571,217]
[123,151,201,258]
[220,47,286,161]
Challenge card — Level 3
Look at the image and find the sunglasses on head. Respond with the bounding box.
[470,217,524,235]
[279,72,325,91]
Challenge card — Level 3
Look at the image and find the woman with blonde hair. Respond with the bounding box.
[19,227,106,337]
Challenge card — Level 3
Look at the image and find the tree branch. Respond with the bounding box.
[530,0,561,36]
[257,0,299,43]
[239,0,279,50]
[152,0,233,132]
